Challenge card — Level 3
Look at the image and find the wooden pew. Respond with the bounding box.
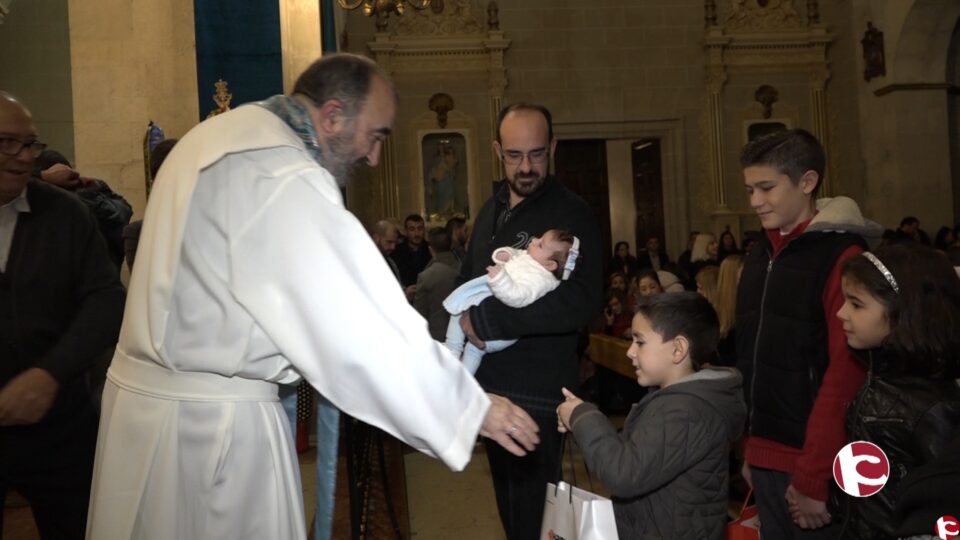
[588,333,634,379]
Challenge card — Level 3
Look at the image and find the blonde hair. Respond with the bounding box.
[696,266,719,308]
[690,233,716,263]
[715,255,744,338]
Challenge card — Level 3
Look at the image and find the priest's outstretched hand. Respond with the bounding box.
[480,393,540,456]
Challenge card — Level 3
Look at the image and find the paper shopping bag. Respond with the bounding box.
[540,481,619,540]
[726,490,761,540]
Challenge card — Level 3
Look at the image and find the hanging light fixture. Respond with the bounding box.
[337,0,431,18]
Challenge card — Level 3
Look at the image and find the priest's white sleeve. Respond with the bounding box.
[228,170,489,471]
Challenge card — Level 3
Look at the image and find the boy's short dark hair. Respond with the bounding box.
[426,227,451,252]
[445,216,466,234]
[899,216,919,228]
[634,292,719,370]
[739,128,826,198]
[404,214,425,226]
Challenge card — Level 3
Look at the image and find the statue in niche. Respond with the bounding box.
[861,22,886,81]
[423,133,468,221]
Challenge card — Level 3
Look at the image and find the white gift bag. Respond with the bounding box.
[540,480,619,540]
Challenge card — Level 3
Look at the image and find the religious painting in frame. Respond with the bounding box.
[421,131,470,222]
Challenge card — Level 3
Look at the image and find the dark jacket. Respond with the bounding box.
[461,177,603,416]
[736,197,879,447]
[75,179,133,268]
[413,251,460,341]
[569,368,747,540]
[0,180,125,462]
[636,250,670,273]
[390,239,431,287]
[836,347,960,539]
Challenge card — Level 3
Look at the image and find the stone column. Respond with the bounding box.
[809,68,831,196]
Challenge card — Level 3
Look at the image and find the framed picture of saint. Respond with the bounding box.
[421,132,470,222]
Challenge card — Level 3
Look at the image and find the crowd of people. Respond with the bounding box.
[1,51,959,540]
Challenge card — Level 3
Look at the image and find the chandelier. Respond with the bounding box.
[337,0,431,18]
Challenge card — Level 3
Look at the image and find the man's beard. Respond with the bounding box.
[506,170,545,198]
[321,127,366,187]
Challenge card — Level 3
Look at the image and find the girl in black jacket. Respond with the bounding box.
[832,244,960,539]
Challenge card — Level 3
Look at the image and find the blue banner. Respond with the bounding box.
[194,0,284,121]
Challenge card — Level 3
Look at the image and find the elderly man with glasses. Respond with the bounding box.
[0,92,124,538]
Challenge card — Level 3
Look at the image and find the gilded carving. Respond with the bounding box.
[723,0,802,31]
[393,0,484,36]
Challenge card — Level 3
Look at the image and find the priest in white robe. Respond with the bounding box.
[86,54,539,540]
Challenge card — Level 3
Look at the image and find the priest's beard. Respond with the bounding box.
[321,123,366,187]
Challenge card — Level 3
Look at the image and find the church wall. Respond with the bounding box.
[68,0,199,219]
[848,0,959,230]
[344,1,870,259]
[0,0,75,163]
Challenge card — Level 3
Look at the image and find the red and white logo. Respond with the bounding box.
[937,515,959,539]
[832,441,889,497]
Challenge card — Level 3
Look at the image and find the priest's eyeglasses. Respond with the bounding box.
[0,137,48,158]
[501,148,549,166]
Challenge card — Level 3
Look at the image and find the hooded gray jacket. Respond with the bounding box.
[568,367,746,540]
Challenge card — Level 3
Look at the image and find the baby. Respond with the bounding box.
[444,228,579,374]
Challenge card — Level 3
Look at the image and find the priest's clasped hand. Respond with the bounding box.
[480,393,540,457]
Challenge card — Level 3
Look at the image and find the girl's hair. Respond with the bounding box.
[695,266,719,308]
[613,241,630,256]
[608,271,627,289]
[934,226,956,251]
[635,292,719,370]
[841,244,960,377]
[635,268,661,287]
[690,233,716,263]
[715,255,744,338]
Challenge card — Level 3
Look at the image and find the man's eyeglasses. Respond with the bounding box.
[0,137,47,158]
[501,148,549,166]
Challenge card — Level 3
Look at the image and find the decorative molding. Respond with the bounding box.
[703,15,834,203]
[367,11,510,218]
[0,0,13,25]
[723,0,802,31]
[393,0,483,37]
[873,82,955,97]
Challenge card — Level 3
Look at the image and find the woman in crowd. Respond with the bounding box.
[718,230,741,263]
[688,232,719,280]
[610,241,639,279]
[713,255,743,367]
[934,225,957,252]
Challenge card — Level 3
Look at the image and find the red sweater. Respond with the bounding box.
[743,216,867,501]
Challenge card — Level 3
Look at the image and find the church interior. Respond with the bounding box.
[1,0,959,538]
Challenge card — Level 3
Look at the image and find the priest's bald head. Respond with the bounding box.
[291,54,397,185]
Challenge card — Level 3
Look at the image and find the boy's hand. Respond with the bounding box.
[486,265,502,278]
[556,387,583,433]
[785,484,831,529]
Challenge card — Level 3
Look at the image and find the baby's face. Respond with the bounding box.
[527,231,569,271]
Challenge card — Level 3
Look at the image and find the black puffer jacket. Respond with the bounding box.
[569,368,746,540]
[835,347,960,539]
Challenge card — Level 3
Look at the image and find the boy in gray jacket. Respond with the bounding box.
[558,292,746,540]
